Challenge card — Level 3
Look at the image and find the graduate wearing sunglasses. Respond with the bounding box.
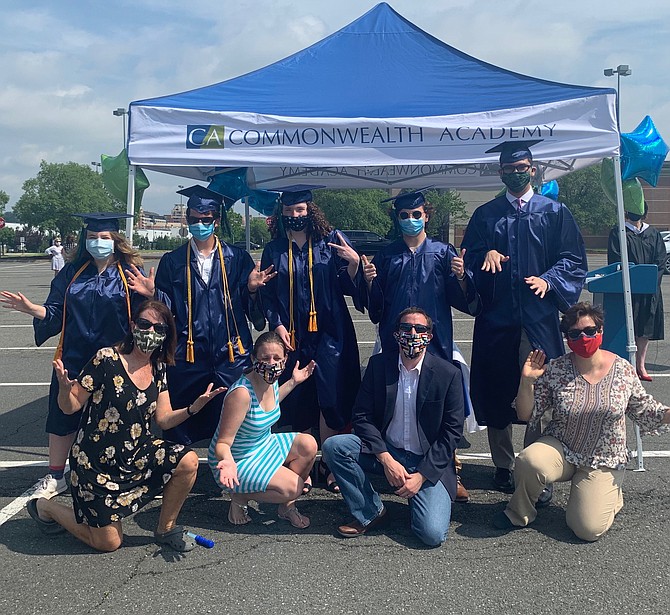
[494,302,670,541]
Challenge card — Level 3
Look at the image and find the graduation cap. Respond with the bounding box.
[485,139,543,164]
[278,184,325,206]
[177,185,234,214]
[73,212,133,232]
[381,186,433,210]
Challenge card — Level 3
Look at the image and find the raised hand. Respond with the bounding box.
[216,458,240,490]
[247,262,276,293]
[275,324,295,351]
[126,264,156,298]
[192,383,227,413]
[360,254,377,285]
[525,276,548,298]
[52,359,77,392]
[521,349,547,383]
[481,249,510,273]
[327,231,360,267]
[0,290,45,319]
[451,248,466,280]
[291,359,316,385]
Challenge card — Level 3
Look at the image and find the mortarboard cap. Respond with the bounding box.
[278,184,325,206]
[381,186,433,210]
[177,185,233,214]
[73,212,133,233]
[485,139,543,164]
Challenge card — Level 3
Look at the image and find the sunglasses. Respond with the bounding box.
[566,326,599,340]
[398,210,423,220]
[135,318,169,335]
[186,216,215,226]
[398,323,430,334]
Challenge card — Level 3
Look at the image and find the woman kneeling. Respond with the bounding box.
[209,332,317,529]
[28,300,225,552]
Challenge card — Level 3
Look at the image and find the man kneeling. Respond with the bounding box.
[323,307,464,547]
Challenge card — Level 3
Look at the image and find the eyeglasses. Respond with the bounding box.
[501,164,532,174]
[186,216,215,226]
[398,323,430,334]
[135,318,169,335]
[566,326,599,340]
[398,211,423,220]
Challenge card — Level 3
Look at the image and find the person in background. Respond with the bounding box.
[362,189,480,502]
[607,202,665,381]
[461,140,587,501]
[323,307,464,546]
[260,187,364,493]
[45,237,65,277]
[1,212,160,500]
[27,300,224,552]
[128,185,274,446]
[210,331,317,529]
[494,302,670,540]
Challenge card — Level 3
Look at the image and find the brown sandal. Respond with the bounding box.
[277,505,310,529]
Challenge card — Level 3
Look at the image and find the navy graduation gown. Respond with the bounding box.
[34,260,149,435]
[461,194,587,429]
[155,241,259,444]
[367,238,480,362]
[260,230,364,431]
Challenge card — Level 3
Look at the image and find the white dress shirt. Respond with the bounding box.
[191,239,215,285]
[386,353,426,455]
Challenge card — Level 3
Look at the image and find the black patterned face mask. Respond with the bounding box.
[253,359,286,384]
[393,330,431,359]
[133,329,165,354]
[282,215,310,232]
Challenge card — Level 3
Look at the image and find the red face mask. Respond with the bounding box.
[567,332,602,358]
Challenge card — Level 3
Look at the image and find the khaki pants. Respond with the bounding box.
[504,436,625,541]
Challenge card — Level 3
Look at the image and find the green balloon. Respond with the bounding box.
[600,157,644,215]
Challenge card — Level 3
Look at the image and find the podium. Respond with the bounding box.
[586,262,658,358]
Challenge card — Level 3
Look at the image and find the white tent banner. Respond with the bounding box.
[129,95,618,188]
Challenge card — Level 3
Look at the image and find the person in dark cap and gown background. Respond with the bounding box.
[361,188,480,502]
[608,202,665,381]
[260,187,365,492]
[461,140,587,500]
[129,185,274,446]
[1,212,159,499]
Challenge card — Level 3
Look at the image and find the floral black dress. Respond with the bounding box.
[70,347,190,527]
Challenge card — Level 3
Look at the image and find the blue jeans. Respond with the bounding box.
[322,434,452,546]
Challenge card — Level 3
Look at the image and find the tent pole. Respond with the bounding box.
[245,197,251,251]
[126,164,136,245]
[612,155,644,471]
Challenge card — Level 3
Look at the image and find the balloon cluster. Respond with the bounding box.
[206,168,279,216]
[600,116,668,214]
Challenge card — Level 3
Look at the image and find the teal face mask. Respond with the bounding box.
[398,217,425,236]
[86,238,114,260]
[189,222,215,241]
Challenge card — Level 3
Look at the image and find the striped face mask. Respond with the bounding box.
[253,360,286,384]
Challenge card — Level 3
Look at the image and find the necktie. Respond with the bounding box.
[516,198,523,211]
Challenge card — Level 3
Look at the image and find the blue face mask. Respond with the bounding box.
[398,217,425,236]
[189,222,215,241]
[86,238,115,260]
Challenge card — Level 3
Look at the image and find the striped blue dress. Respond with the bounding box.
[208,374,297,493]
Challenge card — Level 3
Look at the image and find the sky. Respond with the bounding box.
[1,0,669,215]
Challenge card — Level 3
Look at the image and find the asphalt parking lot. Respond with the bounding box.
[1,254,669,615]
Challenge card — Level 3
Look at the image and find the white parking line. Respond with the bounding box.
[0,347,56,351]
[0,383,51,386]
[0,324,33,328]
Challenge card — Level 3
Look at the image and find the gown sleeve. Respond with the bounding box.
[33,265,71,346]
[260,244,283,330]
[332,230,365,313]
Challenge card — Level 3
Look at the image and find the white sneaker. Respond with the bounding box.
[31,474,67,500]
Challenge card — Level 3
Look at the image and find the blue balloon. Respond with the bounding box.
[247,190,279,216]
[540,180,559,201]
[620,116,669,187]
[207,168,250,203]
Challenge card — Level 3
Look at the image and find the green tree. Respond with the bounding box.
[556,164,616,233]
[424,189,468,242]
[316,189,394,237]
[13,161,122,238]
[0,190,8,216]
[220,210,245,244]
[249,217,271,247]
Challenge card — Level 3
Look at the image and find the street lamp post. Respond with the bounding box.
[112,107,129,149]
[603,64,632,130]
[90,161,101,174]
[178,184,184,205]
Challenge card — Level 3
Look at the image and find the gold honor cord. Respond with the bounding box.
[287,234,318,348]
[185,242,195,363]
[53,261,131,361]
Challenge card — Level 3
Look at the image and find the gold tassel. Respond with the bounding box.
[236,338,246,355]
[228,341,235,363]
[290,329,296,349]
[308,310,318,332]
[186,340,195,363]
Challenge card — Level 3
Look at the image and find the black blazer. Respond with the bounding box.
[352,351,465,500]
